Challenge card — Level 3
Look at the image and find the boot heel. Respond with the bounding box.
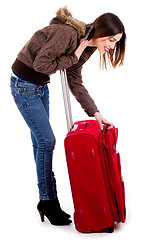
[39,211,45,222]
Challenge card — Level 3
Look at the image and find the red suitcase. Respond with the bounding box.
[60,70,126,233]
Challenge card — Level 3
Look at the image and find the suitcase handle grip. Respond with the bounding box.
[79,122,88,130]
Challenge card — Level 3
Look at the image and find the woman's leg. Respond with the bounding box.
[30,85,57,197]
[11,76,56,200]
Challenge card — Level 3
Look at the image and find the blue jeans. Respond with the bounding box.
[10,73,57,200]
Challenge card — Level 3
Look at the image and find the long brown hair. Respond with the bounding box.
[88,13,126,69]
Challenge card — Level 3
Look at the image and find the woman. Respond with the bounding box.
[10,7,126,226]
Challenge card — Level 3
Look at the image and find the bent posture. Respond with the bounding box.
[10,7,126,226]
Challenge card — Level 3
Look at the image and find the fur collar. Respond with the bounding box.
[55,7,86,39]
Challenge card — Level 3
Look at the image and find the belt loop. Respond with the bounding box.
[15,78,18,87]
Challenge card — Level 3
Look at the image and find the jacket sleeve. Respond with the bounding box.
[33,26,79,75]
[66,64,99,116]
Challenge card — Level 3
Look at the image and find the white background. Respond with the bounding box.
[1,0,160,239]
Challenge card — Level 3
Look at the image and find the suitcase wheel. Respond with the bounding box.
[102,225,114,233]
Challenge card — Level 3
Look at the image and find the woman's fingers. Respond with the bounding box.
[94,112,113,130]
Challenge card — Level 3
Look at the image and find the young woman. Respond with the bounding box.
[10,7,126,226]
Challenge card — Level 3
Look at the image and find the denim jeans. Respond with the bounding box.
[10,73,57,200]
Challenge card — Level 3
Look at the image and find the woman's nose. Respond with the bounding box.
[109,42,116,49]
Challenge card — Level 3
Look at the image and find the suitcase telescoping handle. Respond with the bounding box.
[60,69,73,132]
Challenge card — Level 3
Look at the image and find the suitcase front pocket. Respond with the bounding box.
[103,128,126,223]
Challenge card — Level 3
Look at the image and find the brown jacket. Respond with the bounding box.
[12,7,99,116]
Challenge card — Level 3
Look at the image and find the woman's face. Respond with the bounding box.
[92,33,123,54]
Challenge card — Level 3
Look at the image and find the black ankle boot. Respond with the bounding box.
[53,197,71,219]
[37,199,72,226]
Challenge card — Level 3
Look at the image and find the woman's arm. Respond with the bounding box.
[67,50,113,129]
[66,65,99,116]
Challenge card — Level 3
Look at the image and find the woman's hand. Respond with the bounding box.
[94,112,113,130]
[74,40,90,59]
